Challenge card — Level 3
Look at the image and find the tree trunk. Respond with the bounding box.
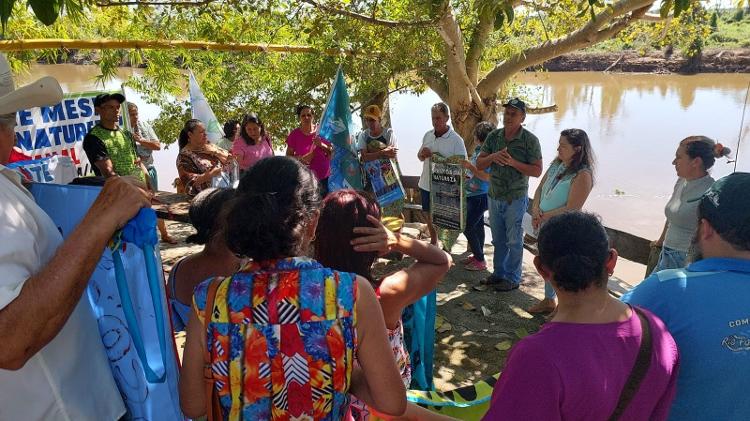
[358,88,390,127]
[447,96,499,150]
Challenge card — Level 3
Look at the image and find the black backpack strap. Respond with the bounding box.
[608,306,653,421]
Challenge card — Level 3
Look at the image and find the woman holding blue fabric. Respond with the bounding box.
[527,129,594,315]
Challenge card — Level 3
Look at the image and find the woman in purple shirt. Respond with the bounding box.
[286,104,332,196]
[484,211,679,421]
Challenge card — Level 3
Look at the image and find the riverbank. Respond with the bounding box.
[535,48,750,73]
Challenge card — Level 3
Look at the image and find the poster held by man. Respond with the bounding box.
[430,154,465,231]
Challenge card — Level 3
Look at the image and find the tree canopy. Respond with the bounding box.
[0,0,704,144]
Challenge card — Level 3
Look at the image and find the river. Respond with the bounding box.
[18,65,750,242]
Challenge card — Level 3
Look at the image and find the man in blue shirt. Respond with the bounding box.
[622,172,750,421]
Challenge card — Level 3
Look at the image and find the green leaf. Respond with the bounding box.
[660,0,673,19]
[28,0,60,26]
[514,327,530,339]
[575,5,589,19]
[503,2,514,25]
[493,10,504,30]
[0,0,15,33]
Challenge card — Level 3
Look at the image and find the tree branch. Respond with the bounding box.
[96,0,217,6]
[0,38,360,56]
[437,8,487,118]
[477,0,654,98]
[465,7,495,85]
[420,70,449,100]
[299,0,438,28]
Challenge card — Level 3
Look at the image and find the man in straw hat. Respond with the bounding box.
[0,54,150,420]
[623,172,750,420]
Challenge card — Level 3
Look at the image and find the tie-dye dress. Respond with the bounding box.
[193,257,358,421]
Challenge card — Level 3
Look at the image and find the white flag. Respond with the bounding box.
[188,70,224,143]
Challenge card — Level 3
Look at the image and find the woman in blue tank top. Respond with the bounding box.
[527,129,595,315]
[166,188,242,331]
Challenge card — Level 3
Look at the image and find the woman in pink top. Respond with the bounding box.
[286,104,332,195]
[483,211,679,421]
[232,113,273,172]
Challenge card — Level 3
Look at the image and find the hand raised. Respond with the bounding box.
[351,215,398,255]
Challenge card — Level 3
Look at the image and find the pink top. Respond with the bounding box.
[231,136,273,171]
[286,127,331,180]
[483,307,679,421]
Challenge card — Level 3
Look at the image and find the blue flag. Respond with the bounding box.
[319,68,363,191]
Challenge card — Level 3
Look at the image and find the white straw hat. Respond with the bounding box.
[0,54,63,116]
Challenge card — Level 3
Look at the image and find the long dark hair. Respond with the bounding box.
[225,156,320,261]
[315,190,381,285]
[223,119,239,141]
[178,119,203,150]
[239,113,268,146]
[557,128,595,180]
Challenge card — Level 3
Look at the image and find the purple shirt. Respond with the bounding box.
[286,128,331,180]
[483,307,679,421]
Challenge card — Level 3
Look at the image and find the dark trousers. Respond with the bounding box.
[464,194,488,261]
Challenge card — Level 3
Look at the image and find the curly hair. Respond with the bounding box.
[473,121,496,143]
[225,156,320,261]
[537,211,610,292]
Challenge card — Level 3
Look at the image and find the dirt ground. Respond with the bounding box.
[160,219,641,392]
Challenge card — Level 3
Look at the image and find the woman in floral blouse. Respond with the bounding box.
[179,156,406,421]
[176,119,232,196]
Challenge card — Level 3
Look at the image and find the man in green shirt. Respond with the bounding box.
[82,93,143,182]
[476,98,543,291]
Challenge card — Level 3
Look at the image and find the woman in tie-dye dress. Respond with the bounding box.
[179,156,407,421]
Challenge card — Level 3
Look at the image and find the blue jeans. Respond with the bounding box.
[653,246,688,272]
[464,194,488,261]
[488,196,528,284]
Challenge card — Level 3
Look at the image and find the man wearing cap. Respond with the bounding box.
[0,55,149,420]
[476,98,542,291]
[83,92,143,180]
[357,105,398,162]
[622,172,750,421]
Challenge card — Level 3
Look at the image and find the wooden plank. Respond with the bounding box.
[153,191,190,223]
[402,174,650,265]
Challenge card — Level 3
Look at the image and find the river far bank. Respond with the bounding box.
[534,48,750,73]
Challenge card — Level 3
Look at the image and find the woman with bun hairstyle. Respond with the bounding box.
[166,188,241,331]
[176,119,232,196]
[483,212,679,420]
[179,156,406,420]
[232,112,274,172]
[651,136,731,272]
[314,189,452,420]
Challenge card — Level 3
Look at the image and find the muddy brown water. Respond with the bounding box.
[21,65,750,390]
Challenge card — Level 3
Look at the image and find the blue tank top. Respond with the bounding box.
[539,161,588,212]
[167,258,192,331]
